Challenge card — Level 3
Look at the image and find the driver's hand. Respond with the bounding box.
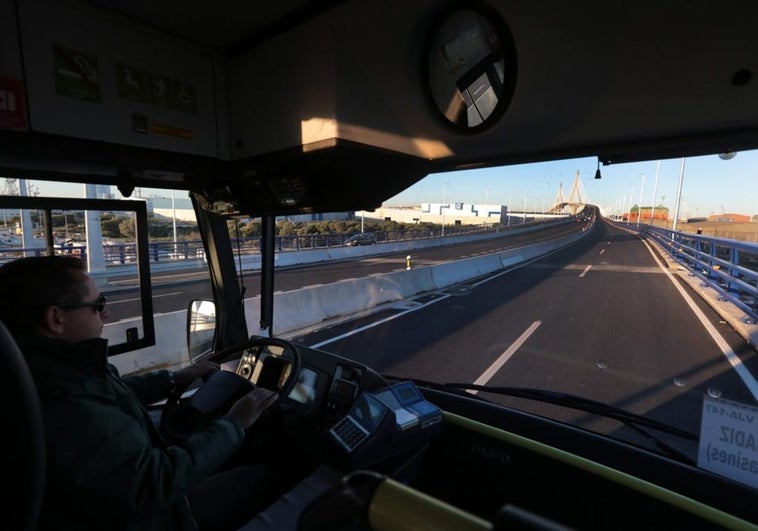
[173,360,219,388]
[227,388,279,429]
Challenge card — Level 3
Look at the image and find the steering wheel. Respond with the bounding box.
[161,336,301,441]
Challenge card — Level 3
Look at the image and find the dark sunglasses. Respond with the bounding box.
[58,296,108,313]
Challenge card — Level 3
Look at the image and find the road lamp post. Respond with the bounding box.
[171,189,177,245]
[650,160,660,225]
[672,158,686,232]
[621,192,626,221]
[627,186,634,224]
[442,182,448,236]
[637,173,645,227]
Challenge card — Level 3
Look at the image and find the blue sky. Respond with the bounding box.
[9,149,758,218]
[385,150,758,218]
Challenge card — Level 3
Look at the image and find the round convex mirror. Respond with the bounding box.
[426,4,516,131]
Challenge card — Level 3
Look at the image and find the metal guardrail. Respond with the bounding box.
[0,240,206,266]
[639,225,758,323]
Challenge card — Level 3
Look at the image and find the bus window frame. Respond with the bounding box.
[0,195,155,355]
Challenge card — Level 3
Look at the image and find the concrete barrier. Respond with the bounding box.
[94,219,574,283]
[105,311,190,374]
[108,222,590,374]
[241,226,591,337]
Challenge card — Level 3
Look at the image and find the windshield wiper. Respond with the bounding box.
[390,376,698,465]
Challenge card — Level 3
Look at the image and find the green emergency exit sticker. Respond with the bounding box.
[116,63,196,114]
[54,45,101,102]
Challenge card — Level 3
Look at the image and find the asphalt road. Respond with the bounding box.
[101,216,758,459]
[292,219,758,459]
[102,220,584,321]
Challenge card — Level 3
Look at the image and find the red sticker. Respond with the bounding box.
[0,77,28,131]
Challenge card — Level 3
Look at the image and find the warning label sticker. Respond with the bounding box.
[151,122,193,140]
[0,77,28,130]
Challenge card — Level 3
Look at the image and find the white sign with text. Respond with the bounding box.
[698,396,758,489]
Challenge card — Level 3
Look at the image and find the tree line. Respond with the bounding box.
[7,211,443,242]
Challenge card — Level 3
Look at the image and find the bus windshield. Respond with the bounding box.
[2,0,757,528]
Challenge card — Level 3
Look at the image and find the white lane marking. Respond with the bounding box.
[110,291,182,304]
[310,240,563,348]
[309,294,452,348]
[640,237,758,401]
[111,271,205,284]
[310,244,558,347]
[599,249,606,255]
[579,265,592,278]
[472,321,542,392]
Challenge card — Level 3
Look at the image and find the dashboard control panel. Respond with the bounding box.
[329,381,442,468]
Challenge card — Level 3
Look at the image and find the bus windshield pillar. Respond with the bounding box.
[259,216,276,336]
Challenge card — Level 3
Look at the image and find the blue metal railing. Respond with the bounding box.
[640,225,758,323]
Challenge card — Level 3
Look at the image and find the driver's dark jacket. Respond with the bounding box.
[19,334,245,531]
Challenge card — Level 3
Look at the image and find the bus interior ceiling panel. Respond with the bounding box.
[226,0,758,169]
[16,0,224,159]
[1,0,758,212]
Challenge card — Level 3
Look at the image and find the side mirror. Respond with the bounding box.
[187,299,216,362]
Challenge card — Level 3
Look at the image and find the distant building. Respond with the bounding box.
[94,184,114,199]
[147,196,195,221]
[360,204,505,225]
[358,203,569,225]
[707,213,750,223]
[624,206,669,222]
[278,212,354,223]
[149,196,353,223]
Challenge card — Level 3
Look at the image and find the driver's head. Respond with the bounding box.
[0,256,109,341]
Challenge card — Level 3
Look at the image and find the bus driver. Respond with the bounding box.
[0,255,283,531]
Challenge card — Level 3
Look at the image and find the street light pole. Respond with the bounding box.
[442,182,447,236]
[650,160,660,225]
[672,158,686,232]
[637,173,645,227]
[171,189,177,242]
[621,192,626,221]
[627,186,634,224]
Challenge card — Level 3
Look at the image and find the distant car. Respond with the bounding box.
[344,233,377,246]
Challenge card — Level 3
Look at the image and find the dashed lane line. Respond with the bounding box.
[471,320,542,392]
[109,291,182,304]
